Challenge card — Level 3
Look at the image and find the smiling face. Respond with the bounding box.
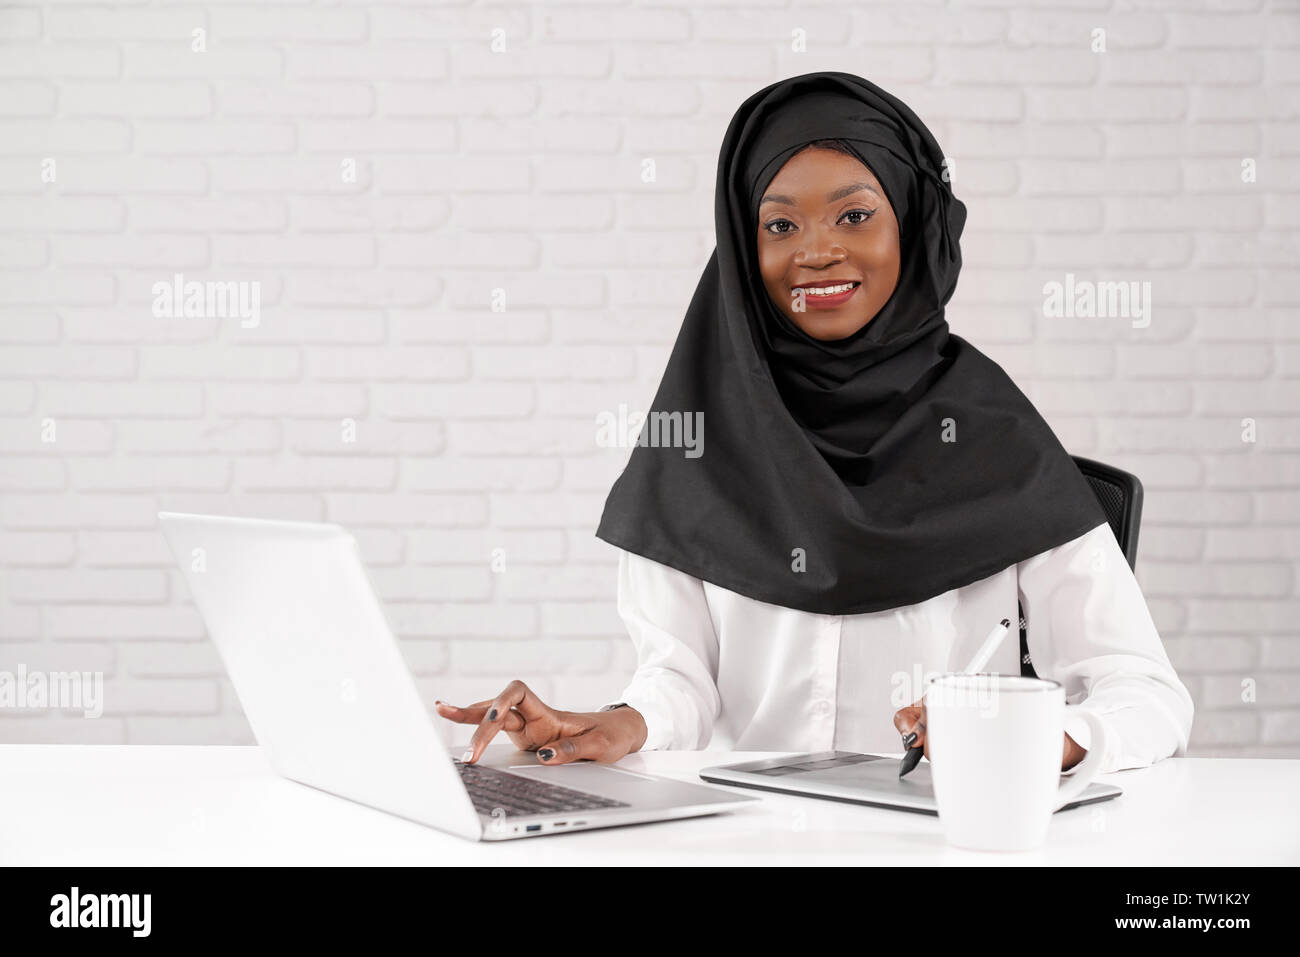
[756,146,901,341]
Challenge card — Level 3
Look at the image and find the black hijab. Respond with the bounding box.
[595,71,1107,615]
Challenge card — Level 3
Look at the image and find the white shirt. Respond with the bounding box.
[601,520,1194,774]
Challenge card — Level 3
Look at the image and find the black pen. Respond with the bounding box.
[897,617,1013,780]
[898,726,925,778]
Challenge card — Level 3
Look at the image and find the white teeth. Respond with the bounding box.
[801,282,857,296]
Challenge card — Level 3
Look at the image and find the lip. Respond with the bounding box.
[792,280,860,309]
[792,279,860,290]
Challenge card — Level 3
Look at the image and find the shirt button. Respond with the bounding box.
[813,700,831,716]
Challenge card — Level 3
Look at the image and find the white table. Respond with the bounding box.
[1,744,1295,866]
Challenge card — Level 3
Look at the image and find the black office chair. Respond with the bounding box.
[1019,456,1145,679]
[1070,455,1144,571]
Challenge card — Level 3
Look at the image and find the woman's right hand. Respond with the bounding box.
[435,679,645,766]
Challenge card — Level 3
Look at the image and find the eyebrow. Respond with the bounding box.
[759,182,881,207]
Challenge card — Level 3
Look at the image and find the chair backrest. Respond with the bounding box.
[1070,455,1143,571]
[1019,455,1144,679]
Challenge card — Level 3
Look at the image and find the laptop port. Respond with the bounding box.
[554,822,567,827]
[526,824,542,832]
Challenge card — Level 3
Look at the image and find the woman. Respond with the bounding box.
[440,71,1193,775]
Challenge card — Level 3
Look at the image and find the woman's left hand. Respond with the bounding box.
[892,699,1088,770]
[892,699,929,761]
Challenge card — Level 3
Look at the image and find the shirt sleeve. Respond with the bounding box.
[1017,521,1195,775]
[598,548,722,751]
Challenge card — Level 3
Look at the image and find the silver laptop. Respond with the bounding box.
[157,511,757,841]
[698,750,1122,814]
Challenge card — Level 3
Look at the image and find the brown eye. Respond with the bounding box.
[842,209,876,225]
[764,219,795,235]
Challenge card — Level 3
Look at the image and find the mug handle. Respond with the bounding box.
[1053,709,1108,811]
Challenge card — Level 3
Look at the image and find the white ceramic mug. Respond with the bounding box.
[924,673,1108,852]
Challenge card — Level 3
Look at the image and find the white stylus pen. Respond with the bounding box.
[961,617,1013,675]
[899,617,1014,778]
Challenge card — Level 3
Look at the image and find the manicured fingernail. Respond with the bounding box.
[538,748,554,761]
[487,707,498,721]
[461,749,473,762]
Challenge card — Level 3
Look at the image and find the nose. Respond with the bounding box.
[793,222,845,266]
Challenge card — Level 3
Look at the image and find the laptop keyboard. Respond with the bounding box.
[454,758,631,818]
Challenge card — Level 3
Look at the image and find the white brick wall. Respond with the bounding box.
[1,0,1297,759]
